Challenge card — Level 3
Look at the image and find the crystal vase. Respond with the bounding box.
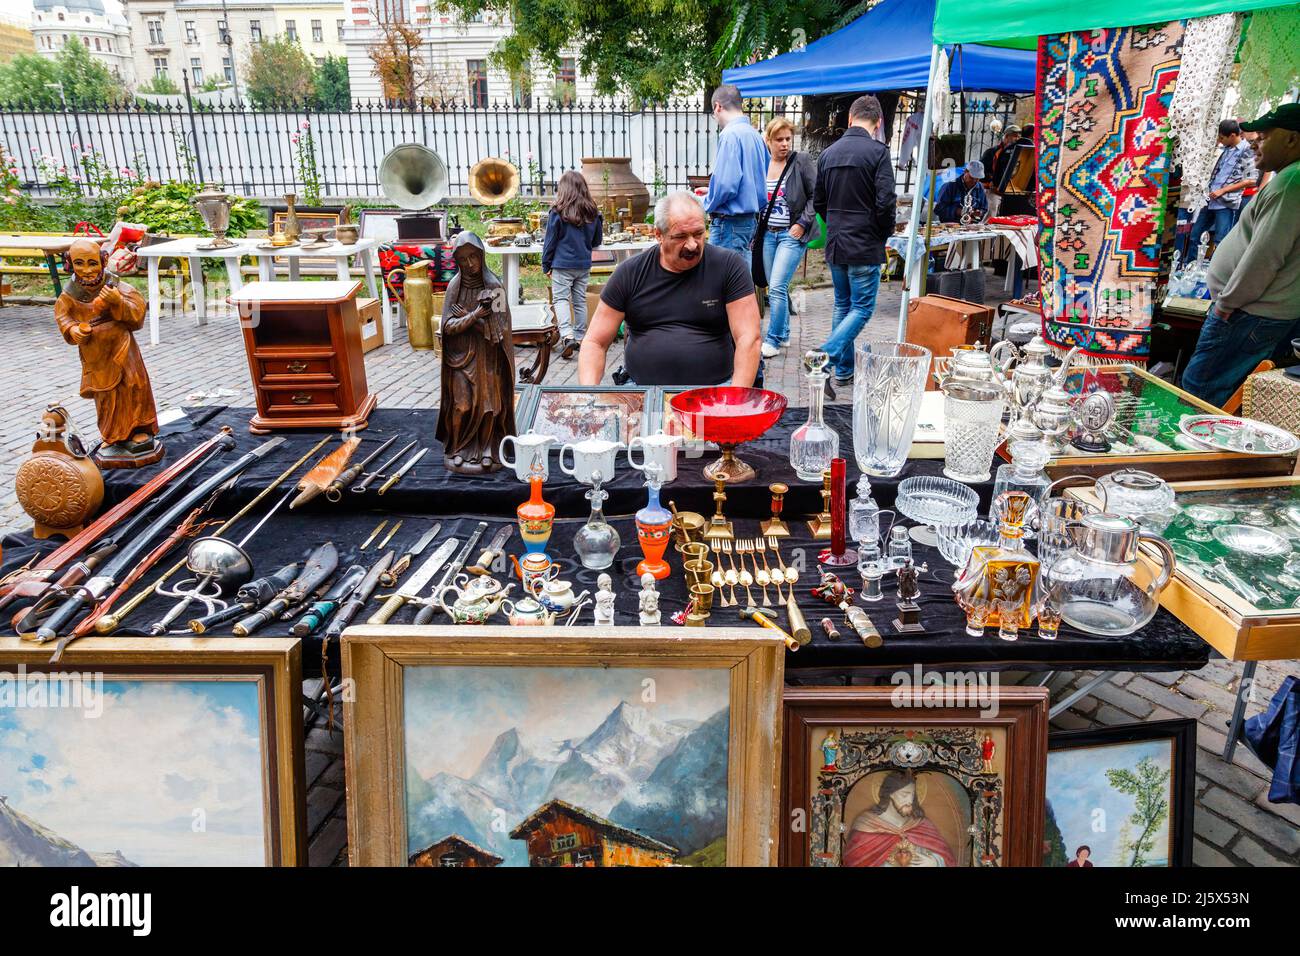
[943,381,1006,483]
[853,342,932,478]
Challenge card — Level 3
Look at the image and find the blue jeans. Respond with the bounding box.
[709,214,757,257]
[821,263,882,380]
[551,267,589,339]
[762,229,805,348]
[1181,205,1235,259]
[1182,308,1300,409]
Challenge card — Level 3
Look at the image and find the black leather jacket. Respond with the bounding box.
[813,127,897,266]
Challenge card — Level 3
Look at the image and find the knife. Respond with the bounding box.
[383,521,443,585]
[325,551,393,640]
[292,564,367,636]
[418,522,488,625]
[234,541,339,636]
[378,447,428,495]
[367,537,459,625]
[188,562,301,634]
[326,436,398,502]
[467,525,513,576]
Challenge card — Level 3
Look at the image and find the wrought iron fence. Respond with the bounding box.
[0,94,1024,202]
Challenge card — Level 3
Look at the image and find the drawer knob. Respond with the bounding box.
[287,360,308,373]
[291,392,313,405]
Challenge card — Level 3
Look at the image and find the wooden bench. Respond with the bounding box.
[0,230,194,306]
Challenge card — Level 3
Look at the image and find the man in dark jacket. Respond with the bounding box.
[813,94,897,386]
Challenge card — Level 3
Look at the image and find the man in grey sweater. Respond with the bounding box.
[1181,104,1300,409]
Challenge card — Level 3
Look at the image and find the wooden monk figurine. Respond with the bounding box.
[55,238,163,468]
[436,231,516,475]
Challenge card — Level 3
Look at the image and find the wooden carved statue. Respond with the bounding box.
[435,231,516,475]
[54,238,163,468]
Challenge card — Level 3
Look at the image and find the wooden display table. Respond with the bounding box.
[228,280,378,433]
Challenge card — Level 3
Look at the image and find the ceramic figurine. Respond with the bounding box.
[436,231,516,474]
[820,730,839,771]
[55,238,163,468]
[981,732,996,773]
[594,573,616,625]
[635,464,673,580]
[638,571,660,625]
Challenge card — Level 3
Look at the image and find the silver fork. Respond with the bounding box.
[720,539,740,606]
[755,539,778,604]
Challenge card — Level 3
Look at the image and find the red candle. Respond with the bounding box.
[830,457,846,555]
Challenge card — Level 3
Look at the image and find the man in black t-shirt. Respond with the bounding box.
[578,191,761,387]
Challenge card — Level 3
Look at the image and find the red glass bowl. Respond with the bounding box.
[670,387,789,445]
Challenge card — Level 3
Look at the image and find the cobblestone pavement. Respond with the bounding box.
[3,283,1296,867]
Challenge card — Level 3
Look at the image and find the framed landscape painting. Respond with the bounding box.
[1044,719,1196,867]
[782,686,1049,867]
[343,627,784,866]
[0,638,305,867]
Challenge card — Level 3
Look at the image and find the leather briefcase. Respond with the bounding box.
[906,294,995,390]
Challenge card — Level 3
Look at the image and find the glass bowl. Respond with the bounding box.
[897,476,980,545]
[1213,524,1291,558]
[937,519,1000,567]
[669,387,788,444]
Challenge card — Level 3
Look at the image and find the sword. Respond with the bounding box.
[383,521,443,585]
[325,436,398,501]
[324,551,393,640]
[417,522,488,625]
[378,447,427,495]
[367,537,459,625]
[233,541,338,636]
[351,440,417,494]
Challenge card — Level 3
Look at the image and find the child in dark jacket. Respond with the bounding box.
[542,170,603,358]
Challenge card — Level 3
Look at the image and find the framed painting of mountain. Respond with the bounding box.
[1044,719,1196,867]
[782,686,1049,867]
[342,627,785,866]
[0,637,305,867]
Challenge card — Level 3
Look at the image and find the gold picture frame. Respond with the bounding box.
[0,637,306,866]
[342,626,784,866]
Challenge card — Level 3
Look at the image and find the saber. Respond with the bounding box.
[377,446,427,495]
[325,435,398,501]
[384,521,443,585]
[0,426,233,613]
[148,484,297,635]
[368,537,458,625]
[189,562,302,633]
[324,551,393,640]
[34,437,285,652]
[351,440,417,494]
[417,522,488,625]
[91,434,329,635]
[292,564,367,636]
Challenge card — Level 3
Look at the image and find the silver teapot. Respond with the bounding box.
[1008,337,1079,419]
[938,341,1018,390]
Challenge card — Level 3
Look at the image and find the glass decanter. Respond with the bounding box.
[573,469,620,570]
[849,475,884,576]
[789,350,839,481]
[952,491,1041,639]
[992,417,1052,537]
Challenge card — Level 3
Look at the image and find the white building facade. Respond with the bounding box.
[31,0,135,86]
[121,0,347,93]
[343,1,602,105]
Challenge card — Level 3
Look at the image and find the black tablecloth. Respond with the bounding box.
[1,405,1209,678]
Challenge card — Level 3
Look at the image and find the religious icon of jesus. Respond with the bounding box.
[842,771,957,867]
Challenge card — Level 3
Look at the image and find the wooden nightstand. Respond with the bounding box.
[229,280,378,433]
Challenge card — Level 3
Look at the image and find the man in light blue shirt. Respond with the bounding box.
[704,84,770,258]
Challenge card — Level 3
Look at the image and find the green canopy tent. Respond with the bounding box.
[894,0,1292,336]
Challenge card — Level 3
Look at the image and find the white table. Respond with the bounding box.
[135,236,251,346]
[887,229,1000,273]
[491,239,657,326]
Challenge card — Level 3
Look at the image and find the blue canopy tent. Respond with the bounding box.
[721,0,1037,95]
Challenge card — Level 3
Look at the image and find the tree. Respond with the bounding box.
[0,41,126,108]
[367,5,426,104]
[1106,757,1171,867]
[313,55,352,110]
[432,0,864,101]
[243,36,315,108]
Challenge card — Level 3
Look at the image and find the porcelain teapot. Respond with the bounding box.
[501,594,556,626]
[1045,513,1176,636]
[439,574,515,624]
[530,577,578,613]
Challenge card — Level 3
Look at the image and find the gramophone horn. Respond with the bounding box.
[469,157,520,207]
[379,143,449,211]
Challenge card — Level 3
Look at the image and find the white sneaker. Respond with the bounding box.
[760,342,780,358]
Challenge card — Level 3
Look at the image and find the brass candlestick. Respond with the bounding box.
[702,475,734,541]
[760,482,791,537]
[808,469,834,539]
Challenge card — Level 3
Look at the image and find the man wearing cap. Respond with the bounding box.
[933,162,988,223]
[1181,104,1300,408]
[982,125,1020,216]
[1181,119,1257,260]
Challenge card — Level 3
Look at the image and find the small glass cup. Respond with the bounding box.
[997,600,1021,642]
[1037,597,1062,640]
[965,602,989,637]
